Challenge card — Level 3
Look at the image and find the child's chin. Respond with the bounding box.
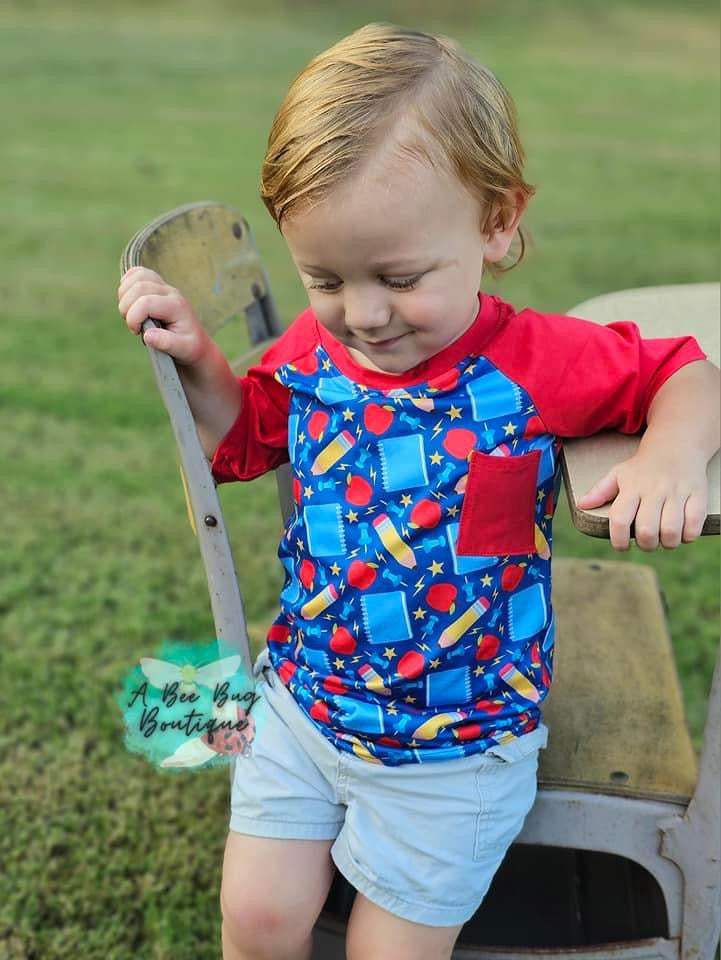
[361,354,415,375]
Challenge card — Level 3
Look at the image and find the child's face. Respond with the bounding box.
[281,150,509,375]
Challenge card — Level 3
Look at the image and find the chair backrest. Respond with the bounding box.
[122,200,283,357]
[120,202,285,674]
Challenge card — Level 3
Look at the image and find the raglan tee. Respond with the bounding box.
[212,293,705,766]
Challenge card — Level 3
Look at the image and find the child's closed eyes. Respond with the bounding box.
[306,274,424,292]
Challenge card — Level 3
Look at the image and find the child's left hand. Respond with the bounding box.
[577,448,708,551]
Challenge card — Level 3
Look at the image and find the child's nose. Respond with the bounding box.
[343,290,391,335]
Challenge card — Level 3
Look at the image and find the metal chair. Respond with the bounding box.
[121,202,720,960]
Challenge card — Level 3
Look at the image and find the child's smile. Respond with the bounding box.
[281,142,503,375]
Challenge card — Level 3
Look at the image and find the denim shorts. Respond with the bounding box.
[229,648,547,927]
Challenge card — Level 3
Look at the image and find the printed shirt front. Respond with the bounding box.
[212,294,705,766]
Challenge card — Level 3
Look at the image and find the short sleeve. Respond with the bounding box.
[210,361,290,483]
[548,320,707,437]
[483,306,707,439]
[210,309,320,483]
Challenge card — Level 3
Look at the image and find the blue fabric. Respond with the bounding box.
[267,349,556,765]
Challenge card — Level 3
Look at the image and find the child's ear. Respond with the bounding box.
[482,196,527,264]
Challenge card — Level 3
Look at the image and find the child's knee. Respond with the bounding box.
[220,831,334,955]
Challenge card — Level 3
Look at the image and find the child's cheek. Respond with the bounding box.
[312,299,344,337]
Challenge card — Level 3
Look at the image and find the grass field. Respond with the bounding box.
[0,1,719,957]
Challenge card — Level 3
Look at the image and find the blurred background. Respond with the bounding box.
[1,1,718,957]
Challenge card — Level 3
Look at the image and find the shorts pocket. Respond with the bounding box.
[457,449,541,556]
[473,753,539,861]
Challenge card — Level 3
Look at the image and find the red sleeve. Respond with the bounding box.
[484,306,707,437]
[210,309,319,483]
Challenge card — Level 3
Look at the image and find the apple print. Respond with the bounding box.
[426,583,457,613]
[409,499,442,529]
[501,564,524,592]
[475,634,501,660]
[442,428,477,459]
[267,624,290,644]
[292,477,302,504]
[278,660,297,685]
[397,649,425,680]
[324,675,348,695]
[453,722,482,741]
[475,698,504,715]
[347,560,378,590]
[308,410,329,441]
[346,473,373,506]
[299,559,316,591]
[329,625,357,654]
[363,403,394,434]
[310,700,330,723]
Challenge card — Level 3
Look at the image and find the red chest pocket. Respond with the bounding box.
[456,449,541,556]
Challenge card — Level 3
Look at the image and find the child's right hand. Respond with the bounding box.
[117,266,213,367]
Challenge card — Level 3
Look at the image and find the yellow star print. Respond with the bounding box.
[447,505,459,517]
[448,404,462,420]
[342,407,354,421]
[428,560,444,576]
[400,494,412,507]
[345,509,359,522]
[382,647,396,660]
[413,607,427,620]
[330,562,341,575]
[481,573,493,587]
[429,451,443,465]
[503,421,516,436]
[303,485,313,499]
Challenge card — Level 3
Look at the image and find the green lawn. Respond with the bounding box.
[0,1,718,957]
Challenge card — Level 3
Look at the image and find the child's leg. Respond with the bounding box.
[220,831,335,960]
[346,894,463,960]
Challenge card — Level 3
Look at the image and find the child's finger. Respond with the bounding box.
[607,491,641,551]
[658,496,684,549]
[577,469,619,509]
[124,293,182,334]
[118,280,175,321]
[141,324,177,355]
[118,266,164,294]
[631,490,666,551]
[682,490,707,543]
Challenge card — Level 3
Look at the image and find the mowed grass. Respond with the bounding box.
[0,2,718,957]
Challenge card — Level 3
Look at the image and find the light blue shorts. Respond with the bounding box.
[229,648,547,927]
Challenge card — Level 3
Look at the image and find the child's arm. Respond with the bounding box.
[577,359,721,551]
[118,266,242,459]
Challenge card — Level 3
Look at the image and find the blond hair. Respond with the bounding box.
[261,23,535,271]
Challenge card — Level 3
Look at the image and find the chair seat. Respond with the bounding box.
[539,558,697,803]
